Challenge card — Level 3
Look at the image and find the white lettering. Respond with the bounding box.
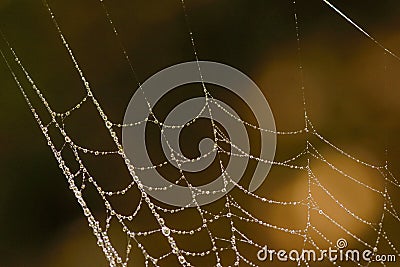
[277,250,287,261]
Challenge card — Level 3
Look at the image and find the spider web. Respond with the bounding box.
[1,0,399,266]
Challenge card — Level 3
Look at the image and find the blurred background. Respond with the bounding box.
[0,0,400,266]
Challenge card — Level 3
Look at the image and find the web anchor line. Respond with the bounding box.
[322,0,400,61]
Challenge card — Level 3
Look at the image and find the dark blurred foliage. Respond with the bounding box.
[0,0,400,266]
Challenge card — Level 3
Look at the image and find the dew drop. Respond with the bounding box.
[161,226,170,236]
